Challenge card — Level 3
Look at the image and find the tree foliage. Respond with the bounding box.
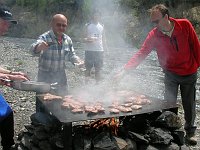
[16,0,70,12]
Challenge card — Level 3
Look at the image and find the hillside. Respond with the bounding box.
[3,0,200,45]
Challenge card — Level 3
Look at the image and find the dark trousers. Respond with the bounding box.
[164,71,197,135]
[85,51,104,82]
[0,112,14,150]
[37,69,68,96]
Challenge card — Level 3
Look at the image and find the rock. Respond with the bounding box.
[38,140,53,150]
[20,133,32,149]
[128,131,149,144]
[155,111,182,130]
[30,112,61,128]
[93,132,119,150]
[125,138,137,150]
[171,129,185,146]
[113,136,128,150]
[147,127,173,145]
[34,127,49,140]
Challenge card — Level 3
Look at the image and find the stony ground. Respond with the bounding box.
[0,36,200,150]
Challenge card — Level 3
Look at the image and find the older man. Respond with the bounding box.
[30,14,83,112]
[116,4,200,145]
[0,5,28,150]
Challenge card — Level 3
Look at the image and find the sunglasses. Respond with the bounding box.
[56,23,67,28]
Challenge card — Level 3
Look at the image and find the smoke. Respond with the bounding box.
[69,0,165,101]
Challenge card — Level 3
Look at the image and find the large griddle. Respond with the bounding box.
[37,95,178,123]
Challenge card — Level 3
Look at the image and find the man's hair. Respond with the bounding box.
[148,4,170,18]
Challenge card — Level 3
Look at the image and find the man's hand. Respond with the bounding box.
[84,37,98,42]
[74,59,85,71]
[0,72,29,87]
[10,71,29,80]
[8,74,29,81]
[113,69,126,82]
[0,73,10,85]
[35,41,49,53]
[75,59,85,67]
[0,73,9,79]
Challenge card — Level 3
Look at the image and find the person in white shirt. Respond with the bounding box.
[84,9,107,84]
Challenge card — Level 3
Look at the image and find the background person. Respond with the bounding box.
[0,5,28,150]
[30,14,83,112]
[83,9,108,84]
[115,4,200,145]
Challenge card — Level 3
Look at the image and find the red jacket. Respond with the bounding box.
[124,17,200,75]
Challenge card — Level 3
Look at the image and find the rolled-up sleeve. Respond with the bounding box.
[30,36,45,56]
[66,38,81,64]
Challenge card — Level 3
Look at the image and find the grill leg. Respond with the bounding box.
[63,122,72,150]
[165,107,179,114]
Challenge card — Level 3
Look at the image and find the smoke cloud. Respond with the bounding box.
[70,0,165,101]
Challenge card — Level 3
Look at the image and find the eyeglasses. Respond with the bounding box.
[151,19,161,24]
[151,16,165,25]
[56,23,67,28]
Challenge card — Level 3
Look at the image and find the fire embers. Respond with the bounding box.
[89,118,119,136]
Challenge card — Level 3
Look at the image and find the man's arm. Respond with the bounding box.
[187,20,200,67]
[0,66,29,80]
[0,67,28,86]
[66,38,84,67]
[114,31,155,81]
[102,28,108,52]
[0,66,12,74]
[30,34,50,55]
[124,31,155,70]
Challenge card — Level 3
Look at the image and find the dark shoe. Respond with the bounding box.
[185,134,197,145]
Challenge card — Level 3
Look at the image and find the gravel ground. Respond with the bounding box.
[0,36,85,136]
[0,36,87,149]
[0,36,200,149]
[0,37,36,136]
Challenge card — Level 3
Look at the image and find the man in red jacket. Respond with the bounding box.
[116,4,200,145]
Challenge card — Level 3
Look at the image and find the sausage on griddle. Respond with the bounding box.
[131,105,142,110]
[110,108,120,114]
